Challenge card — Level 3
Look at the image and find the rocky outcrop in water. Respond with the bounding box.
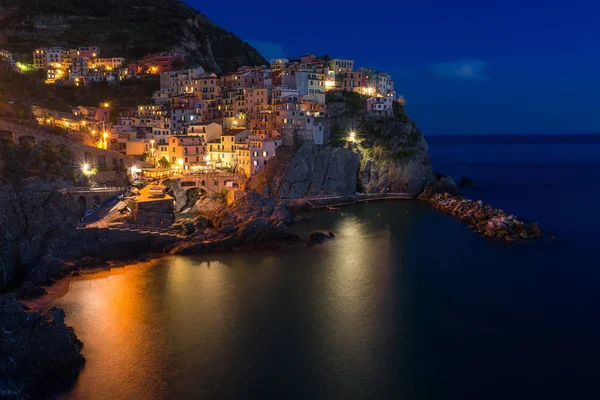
[426,193,541,241]
[306,232,335,246]
[0,293,84,399]
[167,190,300,254]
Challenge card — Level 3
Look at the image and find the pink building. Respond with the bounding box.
[171,94,202,110]
[72,106,110,123]
[137,52,185,74]
[366,96,393,117]
[244,72,265,88]
[300,54,317,63]
[249,137,280,175]
[78,46,100,58]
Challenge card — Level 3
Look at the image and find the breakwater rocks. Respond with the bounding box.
[427,193,541,241]
[0,294,84,399]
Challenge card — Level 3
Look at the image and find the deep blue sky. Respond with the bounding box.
[189,0,599,134]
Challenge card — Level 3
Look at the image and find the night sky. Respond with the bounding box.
[189,0,599,135]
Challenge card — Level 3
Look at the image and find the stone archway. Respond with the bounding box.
[18,135,36,146]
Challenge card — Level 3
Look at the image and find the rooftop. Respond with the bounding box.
[222,128,249,136]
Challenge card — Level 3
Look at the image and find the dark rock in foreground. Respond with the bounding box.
[425,193,541,241]
[306,232,336,246]
[0,294,84,399]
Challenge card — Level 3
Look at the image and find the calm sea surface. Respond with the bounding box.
[36,135,600,399]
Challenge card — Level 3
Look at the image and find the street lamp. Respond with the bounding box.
[349,130,356,141]
[82,163,90,173]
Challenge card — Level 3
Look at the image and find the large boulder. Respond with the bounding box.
[162,179,187,212]
[306,231,335,246]
[168,190,299,254]
[213,190,293,228]
[0,294,84,399]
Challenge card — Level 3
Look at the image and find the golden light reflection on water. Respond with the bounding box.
[27,204,413,399]
[315,213,395,392]
[45,261,175,399]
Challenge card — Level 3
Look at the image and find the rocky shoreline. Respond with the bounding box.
[0,293,85,399]
[425,193,541,241]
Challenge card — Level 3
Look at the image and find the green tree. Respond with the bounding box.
[158,157,171,169]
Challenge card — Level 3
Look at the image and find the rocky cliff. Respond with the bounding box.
[276,143,361,198]
[248,98,437,199]
[0,293,84,399]
[358,119,437,194]
[0,186,80,291]
[0,0,267,73]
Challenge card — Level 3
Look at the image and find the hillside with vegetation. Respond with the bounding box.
[0,63,159,123]
[0,0,267,73]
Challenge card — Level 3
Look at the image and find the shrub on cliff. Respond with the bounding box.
[0,140,74,185]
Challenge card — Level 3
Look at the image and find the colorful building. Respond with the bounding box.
[366,96,393,117]
[138,52,185,74]
[91,57,124,70]
[187,122,223,143]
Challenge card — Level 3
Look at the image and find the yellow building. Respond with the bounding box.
[91,57,124,70]
[235,144,251,176]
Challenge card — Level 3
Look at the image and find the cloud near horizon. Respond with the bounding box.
[246,39,287,61]
[432,60,489,80]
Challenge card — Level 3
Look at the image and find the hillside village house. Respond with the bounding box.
[366,96,394,117]
[207,128,251,168]
[0,49,14,65]
[72,106,110,123]
[248,136,281,175]
[135,52,185,74]
[187,122,223,143]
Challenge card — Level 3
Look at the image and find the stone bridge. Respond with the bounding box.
[0,119,143,185]
[64,186,126,212]
[174,172,247,196]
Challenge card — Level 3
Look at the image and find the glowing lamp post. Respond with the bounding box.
[82,163,90,173]
[349,130,356,142]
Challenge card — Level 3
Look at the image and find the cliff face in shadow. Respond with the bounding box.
[0,187,80,291]
[275,143,361,199]
[0,293,84,399]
